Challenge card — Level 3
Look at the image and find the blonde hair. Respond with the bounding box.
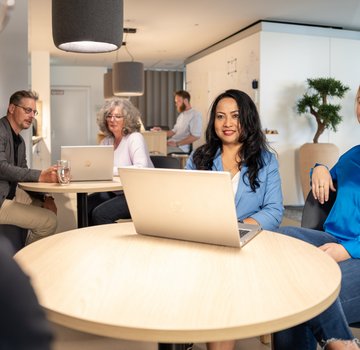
[97,98,141,137]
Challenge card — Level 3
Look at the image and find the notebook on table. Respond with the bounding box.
[60,145,114,181]
[118,167,262,248]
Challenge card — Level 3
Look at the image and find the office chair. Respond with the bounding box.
[301,188,337,230]
[0,225,27,255]
[301,189,360,329]
[150,155,181,169]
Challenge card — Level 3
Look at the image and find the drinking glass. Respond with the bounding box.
[57,160,71,185]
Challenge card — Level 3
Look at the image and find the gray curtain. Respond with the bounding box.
[131,70,184,130]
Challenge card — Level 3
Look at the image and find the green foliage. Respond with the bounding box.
[318,104,342,132]
[297,94,320,113]
[296,77,350,143]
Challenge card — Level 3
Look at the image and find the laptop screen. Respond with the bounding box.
[119,167,244,247]
[61,145,114,181]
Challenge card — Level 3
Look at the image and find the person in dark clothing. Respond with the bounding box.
[0,236,53,349]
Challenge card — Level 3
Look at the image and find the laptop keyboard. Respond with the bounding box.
[239,229,250,238]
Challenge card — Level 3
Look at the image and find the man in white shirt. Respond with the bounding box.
[154,90,202,154]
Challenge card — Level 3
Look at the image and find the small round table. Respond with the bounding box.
[15,223,341,349]
[18,179,122,228]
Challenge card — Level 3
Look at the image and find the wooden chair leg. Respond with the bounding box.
[260,333,271,344]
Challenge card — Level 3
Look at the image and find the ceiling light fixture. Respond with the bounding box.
[52,0,123,53]
[112,61,144,97]
[112,29,144,97]
[103,69,114,99]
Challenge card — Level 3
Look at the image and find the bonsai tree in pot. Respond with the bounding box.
[297,77,349,143]
[296,77,349,200]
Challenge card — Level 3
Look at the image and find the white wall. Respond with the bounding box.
[186,22,360,206]
[260,28,360,205]
[0,2,31,163]
[51,66,107,145]
[31,51,51,168]
[186,33,260,147]
[259,31,332,204]
[329,37,360,153]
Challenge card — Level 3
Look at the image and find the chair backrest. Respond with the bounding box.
[150,155,181,169]
[301,189,337,231]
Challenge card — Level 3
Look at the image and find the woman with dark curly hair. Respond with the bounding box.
[187,89,283,227]
[88,98,153,225]
[186,89,283,350]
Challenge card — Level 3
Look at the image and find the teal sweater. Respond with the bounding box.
[324,145,360,258]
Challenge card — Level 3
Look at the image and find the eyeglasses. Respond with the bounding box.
[14,104,38,116]
[106,114,124,120]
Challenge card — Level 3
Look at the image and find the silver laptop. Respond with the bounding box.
[118,167,262,248]
[60,145,114,181]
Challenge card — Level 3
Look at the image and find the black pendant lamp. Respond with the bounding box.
[52,0,123,53]
[112,61,144,96]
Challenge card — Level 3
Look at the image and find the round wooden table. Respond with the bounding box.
[15,223,341,347]
[18,178,122,228]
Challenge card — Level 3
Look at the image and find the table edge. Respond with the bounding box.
[44,283,340,342]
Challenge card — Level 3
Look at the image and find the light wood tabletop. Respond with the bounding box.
[18,178,122,228]
[15,222,341,344]
[18,177,122,194]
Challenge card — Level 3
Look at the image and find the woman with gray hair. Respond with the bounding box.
[88,98,153,225]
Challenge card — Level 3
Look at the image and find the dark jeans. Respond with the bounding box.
[273,226,360,349]
[87,191,131,226]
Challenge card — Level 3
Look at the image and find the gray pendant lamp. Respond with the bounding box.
[112,61,144,96]
[103,70,114,99]
[52,0,123,53]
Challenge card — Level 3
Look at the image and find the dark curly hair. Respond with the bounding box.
[192,89,270,191]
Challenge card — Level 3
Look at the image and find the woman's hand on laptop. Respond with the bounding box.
[243,217,259,226]
[39,166,58,183]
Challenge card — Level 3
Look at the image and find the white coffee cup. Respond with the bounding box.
[57,160,71,185]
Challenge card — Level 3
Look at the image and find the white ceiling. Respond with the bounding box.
[28,0,360,70]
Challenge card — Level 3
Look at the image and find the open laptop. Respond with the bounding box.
[60,145,114,181]
[118,167,262,248]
